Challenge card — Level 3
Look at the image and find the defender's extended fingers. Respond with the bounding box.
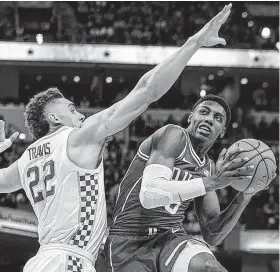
[220,10,231,25]
[213,4,232,25]
[9,131,19,143]
[0,120,5,142]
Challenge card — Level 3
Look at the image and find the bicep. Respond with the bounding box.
[0,160,22,193]
[194,191,220,226]
[76,87,150,142]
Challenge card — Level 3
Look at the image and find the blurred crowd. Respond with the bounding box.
[0,1,278,50]
[0,109,278,231]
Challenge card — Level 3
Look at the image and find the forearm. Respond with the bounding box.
[0,161,21,193]
[144,38,201,102]
[203,192,251,245]
[140,164,206,209]
[0,168,11,193]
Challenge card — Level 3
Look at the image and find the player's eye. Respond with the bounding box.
[216,116,223,123]
[200,109,208,114]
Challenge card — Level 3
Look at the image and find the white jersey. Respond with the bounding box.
[17,126,107,263]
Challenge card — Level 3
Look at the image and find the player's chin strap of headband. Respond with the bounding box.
[0,139,12,153]
[140,164,206,209]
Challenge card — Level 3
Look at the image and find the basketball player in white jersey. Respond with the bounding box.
[0,4,232,272]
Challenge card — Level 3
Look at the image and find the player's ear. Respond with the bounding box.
[220,127,226,138]
[188,112,193,123]
[48,112,61,124]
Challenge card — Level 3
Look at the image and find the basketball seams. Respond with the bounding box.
[244,141,270,187]
[228,139,276,192]
[229,150,265,168]
[243,159,263,192]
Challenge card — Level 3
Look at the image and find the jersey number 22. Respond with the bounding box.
[27,160,55,203]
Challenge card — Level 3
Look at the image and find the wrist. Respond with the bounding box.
[239,192,253,201]
[186,36,203,49]
[202,177,217,192]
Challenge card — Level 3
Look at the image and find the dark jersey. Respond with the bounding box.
[112,126,214,230]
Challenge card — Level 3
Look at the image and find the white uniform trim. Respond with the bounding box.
[165,240,188,266]
[114,156,137,208]
[39,243,95,264]
[186,132,206,166]
[170,241,214,272]
[109,236,116,272]
[114,177,141,223]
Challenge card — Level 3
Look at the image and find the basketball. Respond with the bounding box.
[226,139,277,193]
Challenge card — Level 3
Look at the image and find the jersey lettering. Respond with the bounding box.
[164,167,192,215]
[28,142,51,160]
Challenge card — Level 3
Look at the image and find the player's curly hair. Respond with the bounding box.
[192,94,231,127]
[24,87,64,140]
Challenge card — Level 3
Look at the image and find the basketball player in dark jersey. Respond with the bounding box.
[104,94,261,272]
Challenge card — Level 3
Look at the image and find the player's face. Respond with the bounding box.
[188,101,227,144]
[47,98,85,128]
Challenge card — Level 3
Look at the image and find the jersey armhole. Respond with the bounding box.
[62,128,102,174]
[137,142,149,161]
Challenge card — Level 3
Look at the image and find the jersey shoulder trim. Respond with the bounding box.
[173,126,188,161]
[137,125,188,162]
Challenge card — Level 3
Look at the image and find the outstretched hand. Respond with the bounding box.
[0,120,19,153]
[193,3,232,47]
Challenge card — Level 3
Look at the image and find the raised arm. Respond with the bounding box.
[74,4,232,143]
[0,160,21,193]
[0,120,21,193]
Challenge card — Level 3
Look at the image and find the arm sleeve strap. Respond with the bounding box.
[140,164,206,209]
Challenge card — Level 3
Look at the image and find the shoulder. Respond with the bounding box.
[151,125,187,156]
[153,124,186,144]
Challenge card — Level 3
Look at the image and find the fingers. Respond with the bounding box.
[225,146,243,161]
[9,131,19,143]
[220,10,231,25]
[270,172,277,181]
[217,38,226,46]
[0,120,5,142]
[230,165,255,177]
[212,3,232,25]
[225,156,250,170]
[218,148,227,161]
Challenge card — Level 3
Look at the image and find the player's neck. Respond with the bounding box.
[187,130,212,158]
[47,124,64,136]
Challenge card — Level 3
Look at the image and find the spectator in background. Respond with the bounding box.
[252,88,268,111]
[0,2,17,40]
[263,195,279,229]
[51,2,78,43]
[269,118,279,141]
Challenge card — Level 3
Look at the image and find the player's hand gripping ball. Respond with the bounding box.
[226,139,277,193]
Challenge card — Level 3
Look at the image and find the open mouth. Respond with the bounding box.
[198,124,211,134]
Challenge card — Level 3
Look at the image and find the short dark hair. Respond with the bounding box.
[192,94,231,127]
[24,87,64,140]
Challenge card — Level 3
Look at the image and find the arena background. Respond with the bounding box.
[0,1,278,272]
